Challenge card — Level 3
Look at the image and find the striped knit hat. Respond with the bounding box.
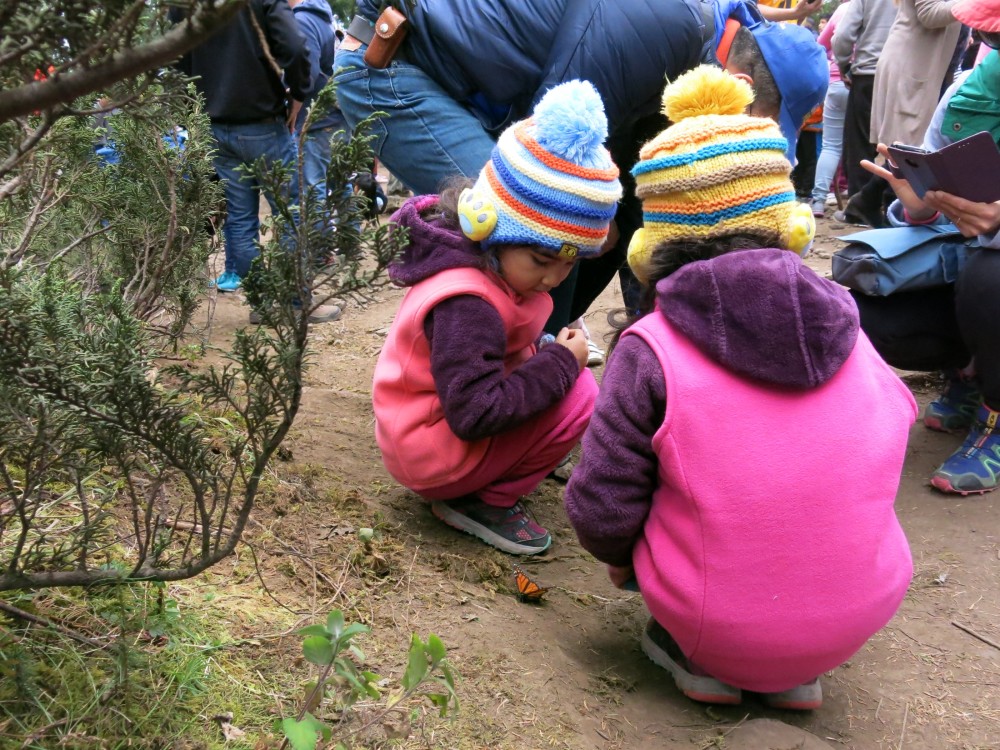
[458,80,622,259]
[627,66,815,284]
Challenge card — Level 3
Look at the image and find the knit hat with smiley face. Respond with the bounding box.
[457,80,623,260]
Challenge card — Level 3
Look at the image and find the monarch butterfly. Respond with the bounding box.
[513,565,549,603]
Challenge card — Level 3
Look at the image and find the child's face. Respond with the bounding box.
[496,245,576,297]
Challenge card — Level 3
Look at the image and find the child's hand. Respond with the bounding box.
[607,565,635,589]
[555,327,588,371]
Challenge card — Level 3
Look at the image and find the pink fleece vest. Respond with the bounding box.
[373,267,551,491]
[626,313,917,693]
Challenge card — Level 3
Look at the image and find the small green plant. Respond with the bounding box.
[280,609,459,750]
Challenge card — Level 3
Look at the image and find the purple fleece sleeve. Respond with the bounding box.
[424,295,581,442]
[564,334,665,567]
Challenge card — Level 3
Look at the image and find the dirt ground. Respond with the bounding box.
[207,210,1000,750]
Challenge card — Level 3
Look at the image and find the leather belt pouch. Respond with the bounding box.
[363,6,409,69]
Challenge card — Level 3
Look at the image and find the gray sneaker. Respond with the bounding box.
[249,303,342,325]
[641,618,742,705]
[431,497,551,555]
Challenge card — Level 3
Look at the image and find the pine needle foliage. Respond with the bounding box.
[0,80,404,590]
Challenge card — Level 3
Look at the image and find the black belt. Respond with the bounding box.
[344,14,411,63]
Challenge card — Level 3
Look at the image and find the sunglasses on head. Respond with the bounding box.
[975,29,1000,49]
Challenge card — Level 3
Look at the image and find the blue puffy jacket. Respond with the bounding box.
[354,0,715,136]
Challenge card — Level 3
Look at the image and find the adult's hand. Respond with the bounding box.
[861,143,933,221]
[287,99,303,134]
[759,0,821,22]
[792,0,823,20]
[924,191,1000,238]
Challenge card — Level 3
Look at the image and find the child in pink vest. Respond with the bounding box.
[564,67,916,710]
[373,81,622,555]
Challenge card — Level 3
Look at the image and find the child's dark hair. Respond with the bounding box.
[606,231,778,354]
[437,176,502,274]
[392,176,500,275]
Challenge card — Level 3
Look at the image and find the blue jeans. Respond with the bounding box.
[333,46,495,195]
[210,119,298,278]
[300,126,335,202]
[811,80,849,205]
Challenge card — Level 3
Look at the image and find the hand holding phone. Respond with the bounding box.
[886,131,1000,204]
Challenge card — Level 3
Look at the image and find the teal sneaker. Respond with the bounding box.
[923,375,981,433]
[931,404,1000,495]
[214,271,242,293]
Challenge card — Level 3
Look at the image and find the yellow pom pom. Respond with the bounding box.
[661,66,755,123]
[787,203,816,257]
[458,188,497,242]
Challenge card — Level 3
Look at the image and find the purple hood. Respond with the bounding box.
[388,195,486,287]
[656,249,859,389]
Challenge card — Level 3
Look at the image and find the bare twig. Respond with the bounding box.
[0,599,109,650]
[952,620,1000,651]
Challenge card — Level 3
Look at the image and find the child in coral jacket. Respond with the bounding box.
[373,81,622,556]
[564,67,916,710]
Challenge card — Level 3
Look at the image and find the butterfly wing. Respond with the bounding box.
[513,565,549,602]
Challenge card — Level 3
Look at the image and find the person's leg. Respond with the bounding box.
[812,80,849,213]
[957,250,1000,409]
[933,250,1000,494]
[425,370,598,505]
[841,74,876,196]
[566,187,645,325]
[851,287,970,372]
[333,48,495,195]
[544,263,580,336]
[300,125,333,210]
[210,122,261,281]
[792,129,819,200]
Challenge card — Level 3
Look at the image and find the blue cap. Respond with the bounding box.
[748,19,829,163]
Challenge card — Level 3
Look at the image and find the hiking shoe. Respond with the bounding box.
[810,199,826,219]
[249,303,342,326]
[763,678,823,710]
[305,303,342,323]
[640,618,742,705]
[430,497,551,555]
[923,376,982,432]
[833,193,888,228]
[931,404,1000,495]
[214,271,242,292]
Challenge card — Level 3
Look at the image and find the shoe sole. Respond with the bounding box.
[764,695,823,710]
[930,475,997,496]
[248,306,342,326]
[923,415,971,433]
[640,630,742,705]
[430,502,551,556]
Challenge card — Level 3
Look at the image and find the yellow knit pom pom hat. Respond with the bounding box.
[627,66,815,284]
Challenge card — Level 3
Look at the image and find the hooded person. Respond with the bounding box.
[371,80,622,556]
[563,66,916,711]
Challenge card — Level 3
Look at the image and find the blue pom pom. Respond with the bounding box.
[532,80,609,166]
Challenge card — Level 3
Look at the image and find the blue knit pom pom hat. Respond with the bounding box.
[457,80,623,259]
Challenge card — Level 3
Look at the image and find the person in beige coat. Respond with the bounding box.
[871,0,961,147]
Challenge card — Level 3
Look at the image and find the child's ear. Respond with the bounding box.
[787,203,816,257]
[458,188,497,242]
[626,227,652,285]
